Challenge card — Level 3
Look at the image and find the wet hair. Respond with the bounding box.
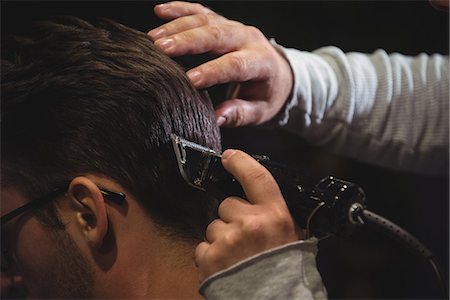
[1,16,221,242]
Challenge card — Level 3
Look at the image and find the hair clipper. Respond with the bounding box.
[170,134,366,238]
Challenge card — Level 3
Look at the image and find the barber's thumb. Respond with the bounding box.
[215,99,261,127]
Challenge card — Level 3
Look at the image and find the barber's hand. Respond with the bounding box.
[148,1,293,127]
[194,149,303,282]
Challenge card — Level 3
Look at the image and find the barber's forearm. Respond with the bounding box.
[276,45,449,175]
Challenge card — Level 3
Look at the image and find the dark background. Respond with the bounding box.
[2,1,448,299]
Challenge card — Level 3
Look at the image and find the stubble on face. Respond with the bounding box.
[28,227,95,299]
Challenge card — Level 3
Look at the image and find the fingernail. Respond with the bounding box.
[187,70,202,85]
[155,38,174,51]
[155,3,168,11]
[148,28,166,40]
[216,116,226,126]
[222,149,237,160]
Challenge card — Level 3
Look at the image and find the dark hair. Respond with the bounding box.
[1,17,221,242]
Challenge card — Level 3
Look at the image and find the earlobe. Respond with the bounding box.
[68,177,108,249]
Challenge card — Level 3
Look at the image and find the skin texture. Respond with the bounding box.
[10,0,446,295]
[1,188,93,298]
[149,1,448,127]
[2,12,302,297]
[148,1,294,127]
[1,176,202,299]
[149,0,448,293]
[194,150,300,282]
[2,16,220,298]
[2,155,301,297]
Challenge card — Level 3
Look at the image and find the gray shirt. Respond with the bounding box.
[202,46,448,299]
[201,239,327,300]
[277,45,448,175]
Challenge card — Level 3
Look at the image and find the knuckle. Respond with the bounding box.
[245,25,266,41]
[207,24,224,42]
[220,196,235,206]
[208,218,221,228]
[229,20,245,28]
[192,2,204,10]
[224,230,242,246]
[271,206,295,232]
[204,12,219,24]
[205,219,223,239]
[242,219,265,239]
[227,53,247,73]
[232,104,247,127]
[194,242,207,258]
[197,12,212,25]
[217,197,233,215]
[205,221,215,235]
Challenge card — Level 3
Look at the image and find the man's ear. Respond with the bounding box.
[67,177,108,249]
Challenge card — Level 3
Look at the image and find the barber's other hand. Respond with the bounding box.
[148,1,293,127]
[194,150,301,282]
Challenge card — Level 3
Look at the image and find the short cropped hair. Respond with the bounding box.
[1,17,221,241]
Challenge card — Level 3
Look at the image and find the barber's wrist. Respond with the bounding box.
[259,39,295,129]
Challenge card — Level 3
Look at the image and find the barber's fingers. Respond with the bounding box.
[153,24,251,57]
[195,241,228,282]
[186,48,271,89]
[153,1,214,21]
[205,198,254,241]
[205,219,228,243]
[216,197,253,223]
[153,22,266,60]
[215,98,268,127]
[149,11,231,40]
[150,2,243,44]
[221,150,284,206]
[193,241,210,277]
[194,241,209,265]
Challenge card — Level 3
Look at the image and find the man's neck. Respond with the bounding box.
[94,218,202,299]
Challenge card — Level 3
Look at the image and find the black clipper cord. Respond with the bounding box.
[207,156,448,298]
[208,157,448,297]
[170,134,447,297]
[354,208,448,298]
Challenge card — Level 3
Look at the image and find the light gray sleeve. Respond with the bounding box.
[274,45,449,175]
[200,238,327,300]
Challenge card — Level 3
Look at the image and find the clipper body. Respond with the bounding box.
[171,134,366,237]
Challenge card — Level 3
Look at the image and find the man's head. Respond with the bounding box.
[1,16,220,298]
